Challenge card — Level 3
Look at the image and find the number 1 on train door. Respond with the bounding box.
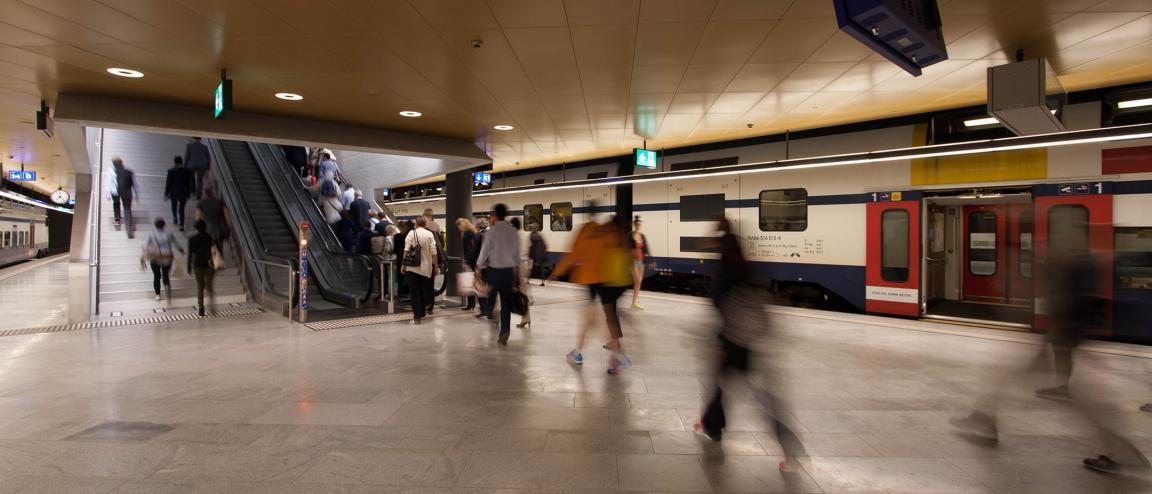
[865,199,921,317]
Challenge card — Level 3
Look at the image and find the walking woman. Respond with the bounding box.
[456,217,480,311]
[511,217,532,329]
[402,216,438,324]
[629,215,652,309]
[187,220,216,317]
[143,218,183,301]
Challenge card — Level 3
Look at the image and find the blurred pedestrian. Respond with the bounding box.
[318,152,340,181]
[476,204,520,345]
[528,221,548,286]
[183,137,211,199]
[457,217,480,311]
[164,155,193,231]
[402,216,438,324]
[342,185,357,210]
[195,186,228,252]
[187,219,216,317]
[511,217,532,329]
[374,211,392,236]
[629,215,652,309]
[112,158,139,238]
[393,220,412,301]
[107,163,122,227]
[142,218,183,301]
[474,218,493,320]
[349,191,372,232]
[336,210,357,254]
[281,144,309,179]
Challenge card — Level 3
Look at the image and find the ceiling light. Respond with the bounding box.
[1118,97,1152,109]
[275,92,303,101]
[399,111,422,117]
[964,117,1000,128]
[493,125,515,131]
[106,68,143,78]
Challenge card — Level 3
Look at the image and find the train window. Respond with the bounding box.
[680,236,719,253]
[1047,205,1089,258]
[549,202,573,232]
[881,209,909,282]
[1018,208,1034,278]
[2,231,9,248]
[1115,228,1152,290]
[587,172,608,179]
[968,211,998,276]
[680,194,725,222]
[523,204,543,231]
[758,189,807,231]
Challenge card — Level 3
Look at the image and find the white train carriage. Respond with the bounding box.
[0,202,49,267]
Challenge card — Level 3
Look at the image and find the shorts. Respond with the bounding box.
[588,283,625,305]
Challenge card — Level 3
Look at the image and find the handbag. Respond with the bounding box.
[211,246,226,271]
[510,289,530,316]
[457,271,475,296]
[402,238,423,267]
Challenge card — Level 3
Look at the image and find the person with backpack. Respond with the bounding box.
[141,218,184,301]
[112,158,139,238]
[164,155,193,231]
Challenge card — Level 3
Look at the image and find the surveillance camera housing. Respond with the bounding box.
[471,39,483,49]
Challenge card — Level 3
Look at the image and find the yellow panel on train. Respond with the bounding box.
[911,148,1047,186]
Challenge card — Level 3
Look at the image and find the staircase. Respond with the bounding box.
[96,129,248,314]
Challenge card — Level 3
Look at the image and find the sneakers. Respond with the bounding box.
[566,350,583,365]
[630,303,644,310]
[113,219,121,226]
[949,411,999,443]
[1035,385,1072,401]
[1084,455,1121,473]
[154,294,161,301]
[1141,403,1152,413]
[607,353,632,375]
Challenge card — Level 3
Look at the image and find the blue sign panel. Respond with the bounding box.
[7,170,36,181]
[473,172,491,186]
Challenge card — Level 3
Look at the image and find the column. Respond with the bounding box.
[444,168,474,297]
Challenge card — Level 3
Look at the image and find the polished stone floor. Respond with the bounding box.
[1,282,1151,493]
[0,256,73,330]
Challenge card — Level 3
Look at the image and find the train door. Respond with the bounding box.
[925,203,947,302]
[1033,183,1113,336]
[866,193,920,317]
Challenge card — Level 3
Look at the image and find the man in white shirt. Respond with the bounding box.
[342,185,357,210]
[402,216,439,324]
[476,203,520,345]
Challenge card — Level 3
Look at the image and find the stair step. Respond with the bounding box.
[99,284,246,302]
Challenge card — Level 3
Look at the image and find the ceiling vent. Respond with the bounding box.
[987,58,1066,136]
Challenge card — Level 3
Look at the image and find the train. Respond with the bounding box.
[0,197,50,267]
[387,117,1152,343]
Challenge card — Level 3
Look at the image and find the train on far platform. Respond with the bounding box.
[388,107,1152,344]
[0,197,50,267]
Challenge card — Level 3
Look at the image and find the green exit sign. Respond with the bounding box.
[214,78,232,119]
[634,148,656,169]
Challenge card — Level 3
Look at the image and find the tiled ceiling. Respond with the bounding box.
[2,0,1152,193]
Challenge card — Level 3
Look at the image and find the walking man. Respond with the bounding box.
[476,203,520,346]
[183,137,211,199]
[164,156,193,231]
[112,158,139,238]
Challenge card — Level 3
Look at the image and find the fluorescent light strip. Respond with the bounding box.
[1118,97,1152,109]
[383,124,1152,205]
[0,190,74,214]
[964,117,999,127]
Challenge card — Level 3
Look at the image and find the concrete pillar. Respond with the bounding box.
[614,158,634,229]
[444,168,474,297]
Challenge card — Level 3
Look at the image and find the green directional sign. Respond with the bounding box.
[634,148,657,169]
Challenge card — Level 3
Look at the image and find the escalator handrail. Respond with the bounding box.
[248,143,372,304]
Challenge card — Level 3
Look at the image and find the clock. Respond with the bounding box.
[51,188,70,205]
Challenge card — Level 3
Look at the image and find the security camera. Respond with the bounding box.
[471,39,483,49]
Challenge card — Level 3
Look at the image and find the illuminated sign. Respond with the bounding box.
[474,172,492,186]
[214,77,232,119]
[634,148,657,169]
[7,170,35,181]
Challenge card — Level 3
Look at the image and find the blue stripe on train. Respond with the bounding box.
[541,252,865,310]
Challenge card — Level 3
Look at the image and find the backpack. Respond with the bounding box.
[370,235,392,256]
[115,168,134,193]
[319,178,337,198]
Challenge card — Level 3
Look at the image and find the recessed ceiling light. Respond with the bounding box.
[399,111,422,117]
[493,125,514,131]
[275,92,303,101]
[963,117,1000,128]
[1118,97,1152,109]
[106,68,143,78]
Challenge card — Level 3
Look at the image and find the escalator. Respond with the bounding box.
[210,139,371,309]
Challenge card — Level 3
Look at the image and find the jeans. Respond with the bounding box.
[150,262,171,295]
[111,195,122,221]
[483,267,516,341]
[407,272,432,320]
[170,197,187,227]
[119,192,134,233]
[194,267,215,310]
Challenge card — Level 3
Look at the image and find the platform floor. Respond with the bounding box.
[0,284,1150,493]
[0,255,74,330]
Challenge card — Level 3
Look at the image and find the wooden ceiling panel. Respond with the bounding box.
[783,0,835,18]
[584,92,631,113]
[669,92,720,113]
[472,69,537,98]
[571,25,637,68]
[504,27,578,69]
[724,63,798,92]
[823,62,904,92]
[1090,0,1152,11]
[689,21,775,65]
[1051,13,1152,71]
[808,31,878,63]
[579,66,632,95]
[677,64,742,93]
[746,19,836,63]
[170,0,290,37]
[635,22,706,66]
[711,0,792,21]
[488,0,567,28]
[629,65,687,93]
[590,114,627,129]
[774,62,855,92]
[565,0,641,26]
[638,0,717,23]
[709,91,765,113]
[750,91,812,113]
[527,68,583,96]
[1050,12,1148,49]
[542,95,588,117]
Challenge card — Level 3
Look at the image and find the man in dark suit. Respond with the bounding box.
[183,136,211,199]
[164,156,194,231]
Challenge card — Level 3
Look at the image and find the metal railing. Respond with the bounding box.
[252,258,297,317]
